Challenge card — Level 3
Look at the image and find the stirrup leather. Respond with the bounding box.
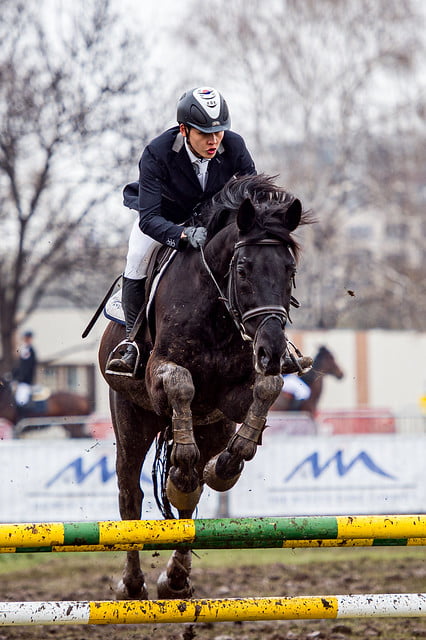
[105,339,141,378]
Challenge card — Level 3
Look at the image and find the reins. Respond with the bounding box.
[199,244,244,337]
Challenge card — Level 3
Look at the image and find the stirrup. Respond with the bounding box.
[105,339,141,378]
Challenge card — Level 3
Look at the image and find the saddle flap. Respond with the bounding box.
[103,245,177,329]
[145,244,176,295]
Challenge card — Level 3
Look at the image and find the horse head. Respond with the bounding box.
[205,174,308,376]
[316,345,344,380]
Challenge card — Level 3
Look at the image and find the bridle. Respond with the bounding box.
[200,238,295,343]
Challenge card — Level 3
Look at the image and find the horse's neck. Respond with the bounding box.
[204,237,234,276]
[301,354,327,396]
[308,376,323,402]
[300,367,317,388]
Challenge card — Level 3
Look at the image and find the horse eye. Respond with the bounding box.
[237,265,246,278]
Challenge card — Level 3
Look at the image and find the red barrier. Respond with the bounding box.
[317,409,396,434]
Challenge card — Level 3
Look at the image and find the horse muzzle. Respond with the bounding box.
[253,316,287,376]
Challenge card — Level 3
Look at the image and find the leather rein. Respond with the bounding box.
[200,238,298,343]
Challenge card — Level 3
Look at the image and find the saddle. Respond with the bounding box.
[129,244,177,344]
[102,245,177,377]
[102,245,177,335]
[16,385,51,417]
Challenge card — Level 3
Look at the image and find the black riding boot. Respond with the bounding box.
[107,277,146,374]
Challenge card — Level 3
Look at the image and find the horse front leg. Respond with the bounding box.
[204,373,283,491]
[151,362,202,512]
[157,417,235,599]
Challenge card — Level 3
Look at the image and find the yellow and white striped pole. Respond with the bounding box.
[0,594,425,626]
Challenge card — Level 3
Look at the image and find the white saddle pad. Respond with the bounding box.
[104,289,125,325]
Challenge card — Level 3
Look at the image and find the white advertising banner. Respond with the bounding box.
[0,440,218,523]
[228,431,426,516]
[0,433,424,523]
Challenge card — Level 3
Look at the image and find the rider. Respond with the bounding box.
[281,373,311,406]
[108,86,256,374]
[13,330,37,406]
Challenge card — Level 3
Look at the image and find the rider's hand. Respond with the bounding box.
[182,226,207,249]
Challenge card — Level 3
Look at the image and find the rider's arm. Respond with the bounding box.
[137,146,188,250]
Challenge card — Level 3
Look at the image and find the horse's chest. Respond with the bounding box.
[188,342,252,377]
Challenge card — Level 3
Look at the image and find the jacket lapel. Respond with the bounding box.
[171,133,202,191]
[205,143,225,193]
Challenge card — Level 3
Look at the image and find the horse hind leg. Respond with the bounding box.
[157,510,194,599]
[112,396,158,600]
[204,374,283,491]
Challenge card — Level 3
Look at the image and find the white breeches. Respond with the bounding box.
[282,374,311,401]
[124,219,161,280]
[15,382,31,406]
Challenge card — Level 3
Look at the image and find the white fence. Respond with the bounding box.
[1,428,425,523]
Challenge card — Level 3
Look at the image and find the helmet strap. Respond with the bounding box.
[184,126,205,160]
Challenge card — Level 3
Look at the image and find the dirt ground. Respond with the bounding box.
[0,549,425,640]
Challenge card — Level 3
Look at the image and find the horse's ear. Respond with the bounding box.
[237,198,256,233]
[285,199,302,231]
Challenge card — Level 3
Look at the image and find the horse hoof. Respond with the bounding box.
[203,454,243,491]
[166,476,203,511]
[157,570,194,599]
[116,579,149,600]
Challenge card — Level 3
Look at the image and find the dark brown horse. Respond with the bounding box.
[98,174,312,600]
[270,345,344,417]
[0,377,92,437]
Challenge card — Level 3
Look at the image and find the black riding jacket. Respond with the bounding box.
[123,126,256,249]
[14,345,37,385]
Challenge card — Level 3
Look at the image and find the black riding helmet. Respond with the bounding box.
[177,87,231,133]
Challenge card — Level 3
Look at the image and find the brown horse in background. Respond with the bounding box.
[270,345,344,417]
[0,376,92,437]
[98,174,312,601]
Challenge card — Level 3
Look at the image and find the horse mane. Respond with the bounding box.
[203,174,312,260]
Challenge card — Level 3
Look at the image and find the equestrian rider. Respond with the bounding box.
[108,86,256,374]
[13,330,38,406]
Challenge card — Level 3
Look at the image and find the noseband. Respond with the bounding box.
[200,238,293,343]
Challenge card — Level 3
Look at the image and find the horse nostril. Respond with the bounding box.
[258,347,269,371]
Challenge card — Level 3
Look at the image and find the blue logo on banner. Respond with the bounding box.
[284,449,396,482]
[45,455,151,488]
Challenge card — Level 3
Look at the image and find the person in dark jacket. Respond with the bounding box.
[108,86,256,374]
[14,330,37,406]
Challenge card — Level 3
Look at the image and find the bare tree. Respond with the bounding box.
[180,0,426,329]
[0,0,163,371]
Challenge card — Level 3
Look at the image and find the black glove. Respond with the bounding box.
[183,226,207,249]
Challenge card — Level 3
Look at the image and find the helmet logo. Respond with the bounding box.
[193,87,220,119]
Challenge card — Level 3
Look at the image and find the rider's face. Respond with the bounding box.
[180,124,224,159]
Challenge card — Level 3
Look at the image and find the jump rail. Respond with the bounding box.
[2,515,425,627]
[1,515,425,550]
[2,536,424,553]
[1,594,425,625]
